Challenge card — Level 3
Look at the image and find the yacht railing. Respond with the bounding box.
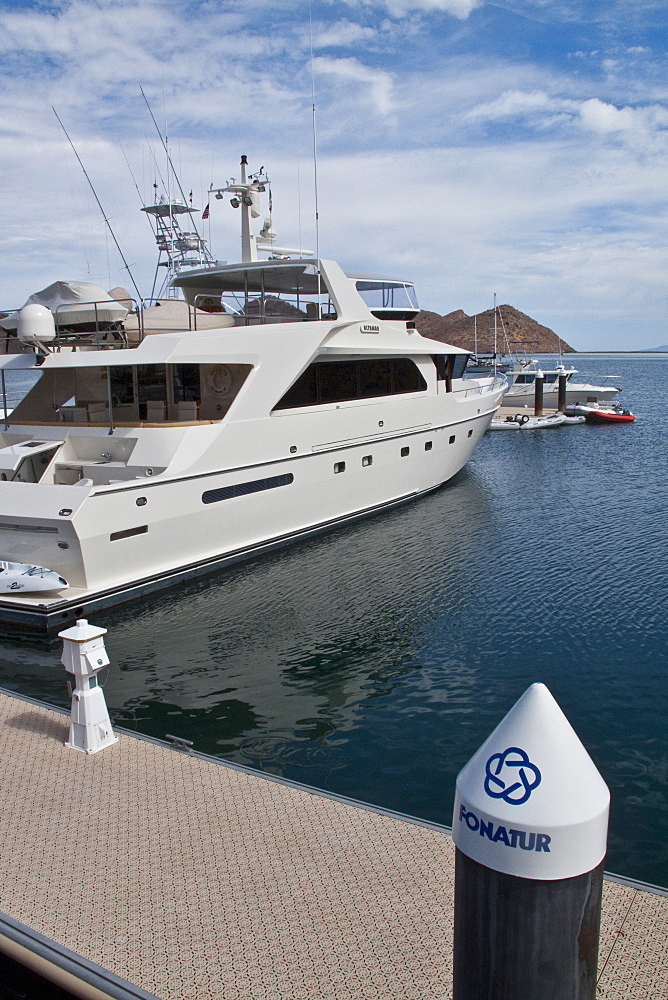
[456,375,507,398]
[52,298,141,349]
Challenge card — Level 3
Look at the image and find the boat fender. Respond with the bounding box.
[520,415,529,424]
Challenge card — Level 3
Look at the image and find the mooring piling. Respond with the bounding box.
[452,682,610,1000]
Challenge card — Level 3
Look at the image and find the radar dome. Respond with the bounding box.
[17,304,56,344]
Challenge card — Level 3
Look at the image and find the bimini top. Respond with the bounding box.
[172,258,421,324]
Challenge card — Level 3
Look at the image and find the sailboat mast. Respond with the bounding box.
[493,293,497,375]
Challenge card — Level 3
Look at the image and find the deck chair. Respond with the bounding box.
[145,400,167,422]
[176,400,199,421]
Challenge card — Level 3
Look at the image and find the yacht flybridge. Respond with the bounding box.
[0,156,505,627]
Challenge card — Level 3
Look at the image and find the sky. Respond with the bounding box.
[1,0,667,350]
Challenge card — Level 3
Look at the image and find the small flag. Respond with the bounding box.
[189,190,193,204]
[202,203,210,220]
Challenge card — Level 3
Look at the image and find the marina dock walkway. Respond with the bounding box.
[0,689,666,999]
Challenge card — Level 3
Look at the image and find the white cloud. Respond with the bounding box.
[312,19,379,48]
[313,56,396,117]
[342,0,482,18]
[1,0,668,349]
[579,97,639,133]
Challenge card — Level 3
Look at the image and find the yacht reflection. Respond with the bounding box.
[95,466,495,757]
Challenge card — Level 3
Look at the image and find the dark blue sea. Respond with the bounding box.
[0,354,666,888]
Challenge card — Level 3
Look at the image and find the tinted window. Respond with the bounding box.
[277,367,317,409]
[392,358,426,393]
[358,359,392,397]
[319,361,358,403]
[451,355,469,379]
[274,358,427,410]
[173,364,200,402]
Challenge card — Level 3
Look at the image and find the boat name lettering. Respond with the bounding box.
[360,323,380,334]
[458,805,551,852]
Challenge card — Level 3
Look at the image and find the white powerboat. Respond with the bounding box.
[0,156,506,624]
[503,359,621,406]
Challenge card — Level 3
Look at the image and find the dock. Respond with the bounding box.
[0,688,666,999]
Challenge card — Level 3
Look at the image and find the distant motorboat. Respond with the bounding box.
[0,561,68,593]
[503,359,621,406]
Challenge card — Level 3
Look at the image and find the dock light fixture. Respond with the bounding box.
[60,619,118,755]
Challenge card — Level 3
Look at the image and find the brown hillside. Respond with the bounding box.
[415,305,574,354]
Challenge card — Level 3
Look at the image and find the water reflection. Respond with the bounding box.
[96,464,495,761]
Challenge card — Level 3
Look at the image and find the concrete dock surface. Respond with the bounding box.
[0,690,666,999]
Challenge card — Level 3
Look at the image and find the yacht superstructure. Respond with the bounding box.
[0,156,506,627]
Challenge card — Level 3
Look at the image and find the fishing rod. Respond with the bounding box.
[52,107,144,303]
[139,85,207,242]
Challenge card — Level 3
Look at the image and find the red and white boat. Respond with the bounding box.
[566,402,636,424]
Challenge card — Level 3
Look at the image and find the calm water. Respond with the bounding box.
[0,354,666,887]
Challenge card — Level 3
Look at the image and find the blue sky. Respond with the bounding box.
[1,0,667,349]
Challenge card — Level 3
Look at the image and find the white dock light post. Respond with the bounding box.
[452,682,609,1000]
[60,619,118,755]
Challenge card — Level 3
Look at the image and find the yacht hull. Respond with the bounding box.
[0,392,502,630]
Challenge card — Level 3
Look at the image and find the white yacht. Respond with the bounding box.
[502,358,621,406]
[0,157,506,627]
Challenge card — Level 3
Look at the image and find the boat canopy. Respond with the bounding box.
[173,259,323,299]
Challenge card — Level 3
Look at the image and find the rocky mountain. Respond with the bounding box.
[415,304,575,355]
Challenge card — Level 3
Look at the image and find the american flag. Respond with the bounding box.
[202,203,210,220]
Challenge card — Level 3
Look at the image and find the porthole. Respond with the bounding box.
[467,429,473,438]
[136,497,147,506]
[401,446,410,457]
[425,441,433,451]
[290,445,297,454]
[334,462,346,474]
[449,435,456,444]
[362,455,373,467]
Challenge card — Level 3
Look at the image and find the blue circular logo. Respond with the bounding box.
[484,746,542,805]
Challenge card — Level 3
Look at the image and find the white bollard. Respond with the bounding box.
[59,619,118,755]
[452,682,610,1000]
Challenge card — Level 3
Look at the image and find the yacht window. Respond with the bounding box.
[432,354,469,383]
[275,358,427,410]
[544,373,559,383]
[319,362,358,403]
[358,359,392,397]
[173,365,201,402]
[515,374,536,384]
[355,281,419,312]
[110,365,134,405]
[202,473,293,504]
[451,355,469,379]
